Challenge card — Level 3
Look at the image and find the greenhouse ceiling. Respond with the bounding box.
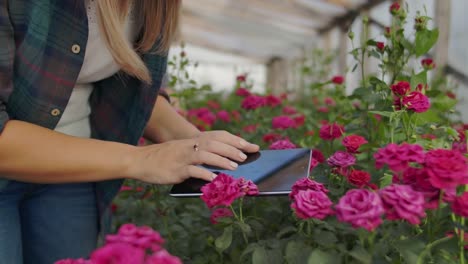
[180,0,386,62]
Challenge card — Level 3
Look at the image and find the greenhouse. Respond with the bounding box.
[1,0,467,264]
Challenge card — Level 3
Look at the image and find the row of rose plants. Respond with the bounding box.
[107,3,467,264]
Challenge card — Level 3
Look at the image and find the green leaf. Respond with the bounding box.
[308,249,341,264]
[215,226,232,253]
[368,111,393,118]
[410,71,427,89]
[349,245,372,264]
[252,246,269,264]
[285,241,313,264]
[276,226,297,239]
[415,28,439,56]
[313,230,338,247]
[394,238,426,264]
[380,173,393,188]
[236,222,252,236]
[352,63,358,72]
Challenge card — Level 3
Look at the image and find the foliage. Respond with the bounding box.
[112,4,468,264]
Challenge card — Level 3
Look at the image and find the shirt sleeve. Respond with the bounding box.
[0,1,14,134]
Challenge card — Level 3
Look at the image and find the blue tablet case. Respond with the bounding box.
[204,148,310,183]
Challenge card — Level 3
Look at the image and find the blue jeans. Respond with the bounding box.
[0,181,99,264]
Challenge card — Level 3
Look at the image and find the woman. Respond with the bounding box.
[0,0,259,263]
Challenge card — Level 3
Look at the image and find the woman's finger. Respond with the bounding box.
[191,150,239,171]
[186,165,217,182]
[197,139,247,163]
[201,131,260,153]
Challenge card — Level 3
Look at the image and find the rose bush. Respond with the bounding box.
[108,3,467,264]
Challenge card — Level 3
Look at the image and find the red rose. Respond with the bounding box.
[425,149,468,189]
[347,170,371,188]
[312,149,325,163]
[376,42,385,52]
[342,135,368,153]
[421,58,436,70]
[390,2,400,15]
[262,133,282,143]
[331,75,344,85]
[391,81,411,96]
[451,192,468,217]
[384,27,392,38]
[402,91,430,113]
[265,94,282,107]
[235,87,251,97]
[236,75,246,82]
[319,123,344,140]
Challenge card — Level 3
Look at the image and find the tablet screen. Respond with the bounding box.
[170,148,312,197]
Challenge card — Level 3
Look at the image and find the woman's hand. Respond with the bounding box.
[126,131,259,184]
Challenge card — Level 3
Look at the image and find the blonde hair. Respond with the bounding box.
[97,0,181,84]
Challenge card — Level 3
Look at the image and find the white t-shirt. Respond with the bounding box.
[54,0,138,138]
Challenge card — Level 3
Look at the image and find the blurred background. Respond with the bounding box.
[169,0,467,120]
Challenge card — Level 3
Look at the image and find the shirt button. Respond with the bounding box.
[71,44,81,54]
[51,108,61,116]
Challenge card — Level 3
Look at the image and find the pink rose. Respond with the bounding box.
[451,192,468,217]
[424,149,468,189]
[291,190,334,220]
[272,115,296,130]
[379,184,426,225]
[331,75,344,85]
[289,178,329,200]
[145,250,182,264]
[327,151,356,168]
[347,170,371,188]
[269,139,296,150]
[242,124,258,134]
[216,110,230,122]
[335,189,385,231]
[201,173,242,208]
[401,167,440,209]
[265,95,282,107]
[319,123,344,140]
[342,135,368,153]
[324,97,336,106]
[282,106,297,115]
[402,91,430,113]
[210,208,234,224]
[55,259,90,264]
[235,87,251,97]
[237,178,259,196]
[391,81,410,96]
[91,243,145,264]
[118,223,138,236]
[241,95,266,110]
[374,143,425,172]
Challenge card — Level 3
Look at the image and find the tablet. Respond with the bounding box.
[170,148,312,197]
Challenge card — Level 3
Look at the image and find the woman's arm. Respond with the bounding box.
[0,120,136,183]
[144,95,201,142]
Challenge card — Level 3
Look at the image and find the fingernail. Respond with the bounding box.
[211,173,217,180]
[239,152,247,160]
[230,161,238,168]
[240,140,247,147]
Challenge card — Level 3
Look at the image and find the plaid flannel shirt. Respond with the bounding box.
[0,0,167,232]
